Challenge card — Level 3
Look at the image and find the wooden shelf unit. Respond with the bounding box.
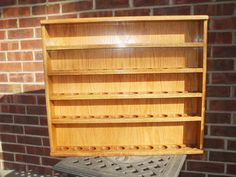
[41,16,208,156]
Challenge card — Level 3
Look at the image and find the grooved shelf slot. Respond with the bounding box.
[48,68,204,75]
[52,114,201,124]
[50,91,202,100]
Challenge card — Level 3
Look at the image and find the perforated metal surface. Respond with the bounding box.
[53,155,186,177]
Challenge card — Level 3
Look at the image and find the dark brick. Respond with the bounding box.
[42,138,50,146]
[213,46,236,58]
[80,11,113,18]
[42,157,61,166]
[210,151,236,163]
[208,32,232,44]
[2,143,25,153]
[0,124,23,134]
[1,105,26,114]
[27,165,52,175]
[27,105,46,115]
[204,138,224,149]
[13,95,36,104]
[208,175,233,177]
[27,146,50,156]
[194,3,235,16]
[25,126,49,136]
[96,0,129,9]
[187,161,224,173]
[37,95,46,105]
[2,152,14,161]
[115,9,150,16]
[16,154,40,165]
[212,73,236,84]
[0,0,16,6]
[228,140,236,150]
[206,86,230,97]
[227,164,236,175]
[19,0,46,4]
[39,116,48,126]
[205,113,231,124]
[62,1,93,12]
[133,0,169,6]
[212,17,236,30]
[14,115,39,125]
[187,153,207,160]
[1,134,17,143]
[179,172,205,177]
[3,162,26,171]
[0,114,13,123]
[154,6,190,15]
[17,135,42,145]
[207,59,234,71]
[173,0,210,4]
[211,125,236,137]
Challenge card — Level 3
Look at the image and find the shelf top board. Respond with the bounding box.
[41,15,209,25]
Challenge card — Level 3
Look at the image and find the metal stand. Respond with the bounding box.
[53,155,186,177]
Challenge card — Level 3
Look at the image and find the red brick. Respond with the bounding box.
[208,59,234,71]
[179,172,205,177]
[187,161,224,173]
[173,0,210,4]
[2,143,25,153]
[0,74,7,82]
[8,29,34,39]
[227,164,236,175]
[212,73,236,84]
[80,11,113,18]
[42,157,61,166]
[7,52,33,61]
[0,124,23,134]
[14,115,39,125]
[17,135,42,145]
[25,126,48,136]
[9,73,34,82]
[21,40,42,49]
[0,0,16,6]
[0,19,17,29]
[204,138,224,149]
[19,17,46,27]
[0,31,5,39]
[36,73,44,82]
[194,3,235,16]
[23,62,43,71]
[16,154,40,165]
[205,113,231,124]
[210,151,236,163]
[212,17,236,30]
[2,152,14,161]
[115,9,150,16]
[48,14,77,20]
[0,53,6,61]
[23,84,45,93]
[62,1,93,12]
[0,62,21,72]
[35,51,43,60]
[27,105,46,115]
[154,6,190,15]
[206,86,230,97]
[4,162,26,171]
[133,0,169,7]
[37,95,46,105]
[0,114,13,123]
[2,105,26,114]
[19,0,46,4]
[213,46,236,58]
[1,41,19,51]
[208,32,232,44]
[0,84,21,92]
[32,4,60,15]
[3,7,30,17]
[1,134,17,143]
[12,95,36,104]
[228,140,236,151]
[27,146,50,156]
[211,125,236,137]
[96,0,128,9]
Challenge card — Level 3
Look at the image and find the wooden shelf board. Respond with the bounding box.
[48,68,204,76]
[52,116,202,124]
[41,16,209,25]
[46,42,204,50]
[50,92,202,100]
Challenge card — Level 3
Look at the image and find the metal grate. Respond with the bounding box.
[53,155,186,177]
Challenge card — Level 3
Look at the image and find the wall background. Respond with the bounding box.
[0,0,236,176]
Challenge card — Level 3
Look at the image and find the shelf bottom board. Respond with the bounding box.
[51,145,203,156]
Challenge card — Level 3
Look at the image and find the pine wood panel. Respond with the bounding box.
[41,16,208,156]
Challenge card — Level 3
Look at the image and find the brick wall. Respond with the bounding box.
[0,0,235,176]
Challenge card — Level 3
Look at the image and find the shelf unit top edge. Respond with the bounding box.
[41,16,209,25]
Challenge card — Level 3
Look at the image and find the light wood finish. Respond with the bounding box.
[41,16,208,156]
